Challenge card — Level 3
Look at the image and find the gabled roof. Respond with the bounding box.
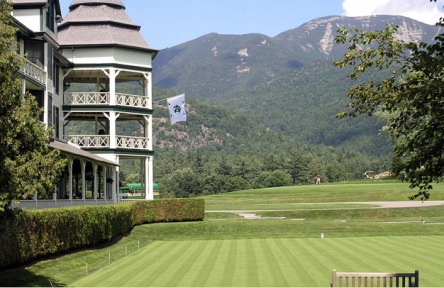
[58,0,157,54]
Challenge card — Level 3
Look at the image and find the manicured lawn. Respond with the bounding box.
[202,181,444,210]
[3,182,444,287]
[70,236,444,287]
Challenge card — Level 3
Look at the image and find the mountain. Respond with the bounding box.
[152,15,442,155]
[153,15,441,99]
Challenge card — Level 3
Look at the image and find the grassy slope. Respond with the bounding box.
[2,181,444,287]
[203,180,444,210]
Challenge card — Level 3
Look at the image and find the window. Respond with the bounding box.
[48,44,53,78]
[46,0,55,32]
[30,90,44,122]
[48,94,53,127]
[53,63,60,94]
[53,106,59,138]
[25,41,44,67]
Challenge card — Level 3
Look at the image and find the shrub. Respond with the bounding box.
[0,198,204,269]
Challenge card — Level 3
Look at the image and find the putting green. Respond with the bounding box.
[71,236,444,287]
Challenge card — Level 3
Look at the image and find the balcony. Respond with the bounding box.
[64,92,150,109]
[18,57,47,88]
[65,135,150,150]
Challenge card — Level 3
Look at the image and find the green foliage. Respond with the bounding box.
[0,2,66,211]
[0,198,204,269]
[334,2,444,200]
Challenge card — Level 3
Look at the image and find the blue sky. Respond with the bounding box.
[58,0,444,50]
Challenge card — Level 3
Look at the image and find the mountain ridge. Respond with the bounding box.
[151,15,442,155]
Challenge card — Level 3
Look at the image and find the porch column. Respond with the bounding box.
[144,116,152,151]
[92,162,98,201]
[143,73,152,109]
[116,156,120,202]
[111,166,116,202]
[144,157,153,200]
[148,156,154,200]
[108,69,116,105]
[103,165,107,202]
[68,157,74,201]
[81,160,86,203]
[140,159,145,199]
[103,112,120,149]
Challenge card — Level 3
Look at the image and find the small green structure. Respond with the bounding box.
[120,183,159,199]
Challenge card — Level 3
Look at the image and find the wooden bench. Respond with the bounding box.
[331,270,419,287]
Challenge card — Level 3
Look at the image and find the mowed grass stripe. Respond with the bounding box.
[190,240,224,287]
[255,239,288,287]
[71,237,444,287]
[72,241,172,287]
[282,239,321,286]
[271,239,302,285]
[134,241,194,287]
[374,236,444,287]
[161,241,210,287]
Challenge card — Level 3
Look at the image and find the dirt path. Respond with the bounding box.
[206,201,444,214]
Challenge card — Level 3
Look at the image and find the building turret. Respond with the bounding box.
[59,0,157,200]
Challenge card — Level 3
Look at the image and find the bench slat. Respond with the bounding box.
[331,270,418,287]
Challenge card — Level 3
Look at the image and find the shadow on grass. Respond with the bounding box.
[0,233,130,287]
[0,268,66,287]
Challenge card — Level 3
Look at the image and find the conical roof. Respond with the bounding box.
[58,0,157,53]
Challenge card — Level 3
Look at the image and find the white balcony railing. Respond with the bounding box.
[64,92,110,105]
[65,135,110,148]
[19,58,47,87]
[65,135,150,150]
[116,136,149,149]
[64,92,150,109]
[116,93,150,109]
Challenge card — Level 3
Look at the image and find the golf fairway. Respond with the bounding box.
[71,236,444,287]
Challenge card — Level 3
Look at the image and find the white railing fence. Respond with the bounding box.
[64,92,110,105]
[19,58,47,86]
[116,136,149,149]
[65,135,149,150]
[64,92,150,109]
[65,135,110,148]
[116,93,150,108]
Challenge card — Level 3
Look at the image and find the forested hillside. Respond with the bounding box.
[152,15,441,155]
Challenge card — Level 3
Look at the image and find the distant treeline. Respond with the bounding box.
[119,146,392,198]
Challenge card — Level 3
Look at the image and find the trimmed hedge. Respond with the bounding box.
[0,198,204,269]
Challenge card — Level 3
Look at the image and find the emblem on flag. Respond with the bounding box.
[167,94,186,123]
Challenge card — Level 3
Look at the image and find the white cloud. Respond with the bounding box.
[342,0,444,24]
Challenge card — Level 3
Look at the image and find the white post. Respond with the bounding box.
[145,157,153,200]
[140,159,145,198]
[103,112,120,149]
[109,69,116,105]
[145,115,153,151]
[144,157,149,200]
[81,160,86,203]
[116,156,120,202]
[143,73,152,109]
[148,156,154,200]
[68,157,74,202]
[103,166,107,202]
[111,166,116,203]
[93,162,98,201]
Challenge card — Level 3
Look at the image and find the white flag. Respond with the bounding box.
[167,93,186,123]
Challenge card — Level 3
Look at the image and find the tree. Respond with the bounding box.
[334,0,444,200]
[0,1,66,211]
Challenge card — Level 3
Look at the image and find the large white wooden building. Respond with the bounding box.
[11,0,158,209]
